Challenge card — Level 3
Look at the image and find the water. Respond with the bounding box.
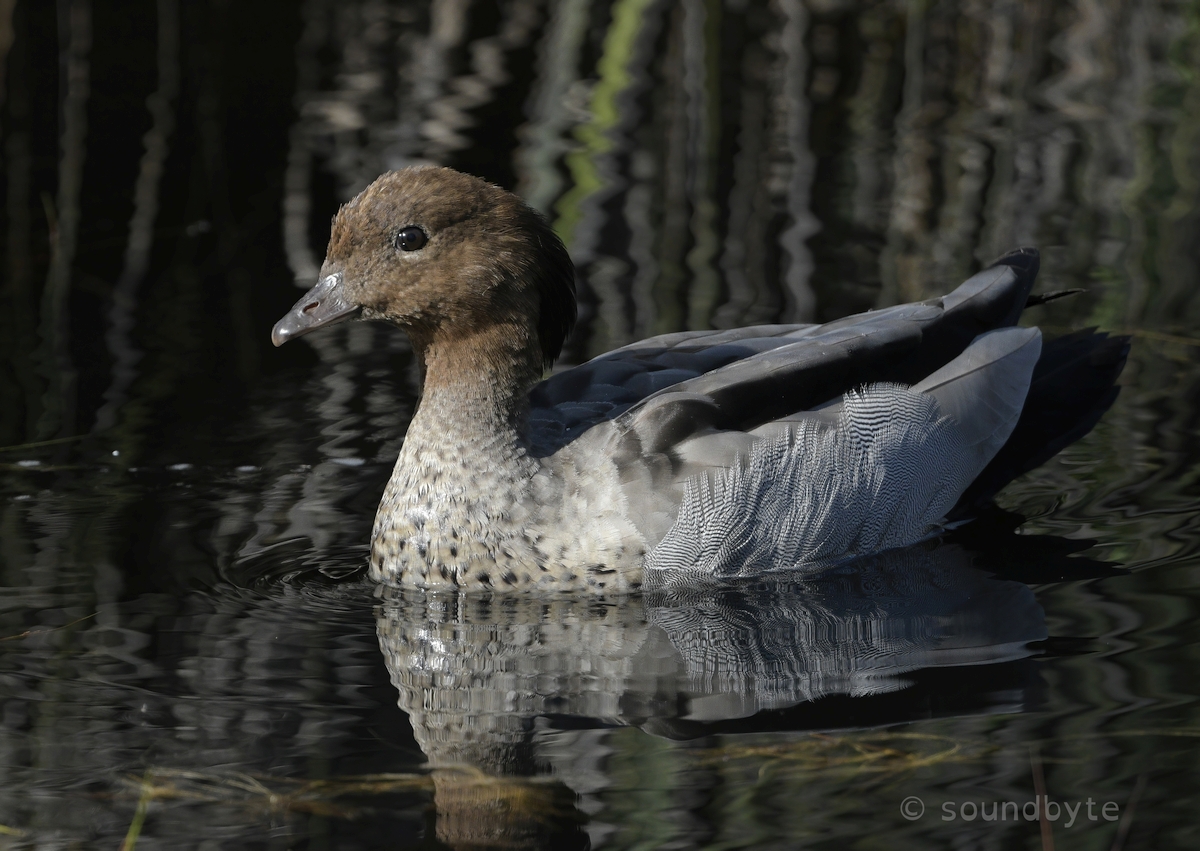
[1,1,1199,848]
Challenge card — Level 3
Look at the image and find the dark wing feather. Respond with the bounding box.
[530,249,1040,456]
[527,327,818,454]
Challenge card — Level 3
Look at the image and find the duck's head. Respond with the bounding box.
[272,167,577,370]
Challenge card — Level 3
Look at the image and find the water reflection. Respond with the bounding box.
[377,540,1053,847]
[0,570,427,845]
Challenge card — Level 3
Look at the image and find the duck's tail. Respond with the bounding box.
[949,328,1131,518]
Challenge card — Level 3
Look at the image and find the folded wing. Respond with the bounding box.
[638,327,1041,584]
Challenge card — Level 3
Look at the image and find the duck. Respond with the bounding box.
[272,166,1128,593]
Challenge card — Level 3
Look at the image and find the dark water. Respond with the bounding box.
[1,1,1199,848]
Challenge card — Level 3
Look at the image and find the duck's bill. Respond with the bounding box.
[271,272,359,346]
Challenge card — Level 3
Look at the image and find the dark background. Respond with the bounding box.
[4,0,1198,457]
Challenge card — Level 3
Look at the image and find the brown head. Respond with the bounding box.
[272,167,577,371]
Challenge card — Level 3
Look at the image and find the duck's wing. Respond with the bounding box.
[555,250,1044,555]
[633,326,1043,570]
[526,323,820,453]
[528,248,1040,455]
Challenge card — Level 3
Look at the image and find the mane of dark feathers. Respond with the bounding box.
[521,208,577,369]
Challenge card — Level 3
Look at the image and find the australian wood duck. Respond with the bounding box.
[272,166,1128,592]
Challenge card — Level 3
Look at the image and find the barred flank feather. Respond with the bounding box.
[645,384,974,585]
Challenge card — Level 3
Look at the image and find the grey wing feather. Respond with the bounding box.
[911,326,1042,471]
[642,327,1041,584]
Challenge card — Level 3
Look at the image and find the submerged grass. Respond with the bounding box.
[0,613,97,642]
[106,769,433,848]
[119,772,153,851]
[692,726,1200,783]
[101,729,1199,844]
[694,731,987,779]
[105,768,434,851]
[110,765,576,846]
[115,767,434,821]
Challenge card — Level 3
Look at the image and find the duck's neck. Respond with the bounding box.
[371,320,547,585]
[397,320,543,489]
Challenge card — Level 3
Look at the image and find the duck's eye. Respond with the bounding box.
[393,226,427,252]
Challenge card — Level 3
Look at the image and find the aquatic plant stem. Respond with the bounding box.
[1030,747,1054,851]
[120,770,154,851]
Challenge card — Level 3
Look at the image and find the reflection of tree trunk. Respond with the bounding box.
[515,0,595,361]
[879,0,932,307]
[193,5,259,384]
[424,0,546,166]
[714,34,776,329]
[36,0,91,441]
[879,1,1040,302]
[516,0,590,213]
[95,0,180,434]
[773,0,817,322]
[281,0,326,287]
[0,0,15,95]
[655,3,692,336]
[843,5,897,245]
[547,0,667,353]
[1,0,35,444]
[1114,3,1166,325]
[681,0,720,329]
[1156,34,1200,331]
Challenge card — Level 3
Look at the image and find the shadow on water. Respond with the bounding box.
[1,0,1200,848]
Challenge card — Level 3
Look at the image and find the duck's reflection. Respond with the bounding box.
[375,540,1054,847]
